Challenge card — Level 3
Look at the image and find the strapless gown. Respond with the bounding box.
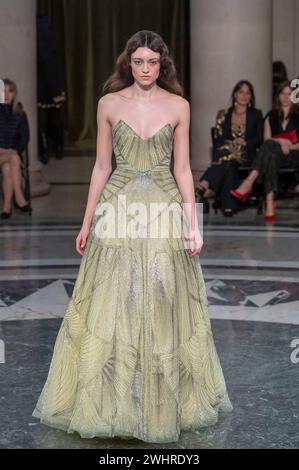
[32,119,233,443]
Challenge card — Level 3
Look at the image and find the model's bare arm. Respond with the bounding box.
[172,98,203,254]
[173,99,196,224]
[81,97,113,230]
[76,97,113,255]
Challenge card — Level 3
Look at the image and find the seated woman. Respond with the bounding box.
[230,81,299,221]
[0,78,30,219]
[195,80,263,216]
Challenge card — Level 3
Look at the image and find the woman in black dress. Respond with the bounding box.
[230,81,299,221]
[0,78,30,219]
[195,80,263,216]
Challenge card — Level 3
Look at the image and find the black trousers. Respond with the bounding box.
[200,160,240,210]
[38,107,64,162]
[253,140,299,195]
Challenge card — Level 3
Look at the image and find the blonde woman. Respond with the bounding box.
[0,78,30,218]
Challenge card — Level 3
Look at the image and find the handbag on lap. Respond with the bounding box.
[273,129,298,144]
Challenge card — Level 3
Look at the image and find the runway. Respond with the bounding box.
[0,156,298,449]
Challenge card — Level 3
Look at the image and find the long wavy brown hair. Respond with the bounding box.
[101,30,183,97]
[273,80,298,121]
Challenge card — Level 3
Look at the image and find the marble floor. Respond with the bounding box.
[0,155,298,449]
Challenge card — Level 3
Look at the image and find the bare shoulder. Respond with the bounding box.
[168,94,190,127]
[170,93,189,111]
[170,94,189,105]
[97,89,131,123]
[99,87,133,103]
[97,94,110,116]
[167,93,189,109]
[97,92,120,110]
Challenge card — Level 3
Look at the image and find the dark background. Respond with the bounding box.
[37,0,190,144]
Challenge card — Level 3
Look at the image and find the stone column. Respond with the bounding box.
[296,1,299,77]
[0,0,50,197]
[273,0,299,79]
[190,0,273,176]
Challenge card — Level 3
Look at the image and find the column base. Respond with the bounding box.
[29,162,51,198]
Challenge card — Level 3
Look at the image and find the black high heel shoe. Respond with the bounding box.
[13,200,31,213]
[1,211,12,219]
[222,209,234,217]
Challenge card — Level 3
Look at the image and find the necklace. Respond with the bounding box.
[232,109,246,126]
[233,109,246,116]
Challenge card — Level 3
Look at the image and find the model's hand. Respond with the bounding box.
[187,227,203,256]
[76,225,90,256]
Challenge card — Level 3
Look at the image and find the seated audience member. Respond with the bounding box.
[195,80,263,216]
[230,81,299,221]
[0,78,30,219]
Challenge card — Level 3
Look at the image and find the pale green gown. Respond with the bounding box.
[32,119,233,443]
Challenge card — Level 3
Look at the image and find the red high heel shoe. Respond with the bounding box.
[264,214,277,222]
[230,189,252,202]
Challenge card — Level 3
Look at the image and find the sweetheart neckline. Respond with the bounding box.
[112,119,173,141]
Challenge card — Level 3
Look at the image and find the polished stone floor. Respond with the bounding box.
[0,155,299,449]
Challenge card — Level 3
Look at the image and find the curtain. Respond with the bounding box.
[37,0,190,144]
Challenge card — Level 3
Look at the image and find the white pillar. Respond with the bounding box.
[190,0,273,174]
[0,0,50,197]
[296,1,299,77]
[272,0,299,79]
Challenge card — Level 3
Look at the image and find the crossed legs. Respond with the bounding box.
[199,160,239,214]
[0,149,27,213]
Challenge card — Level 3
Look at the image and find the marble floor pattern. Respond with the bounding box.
[0,155,298,449]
